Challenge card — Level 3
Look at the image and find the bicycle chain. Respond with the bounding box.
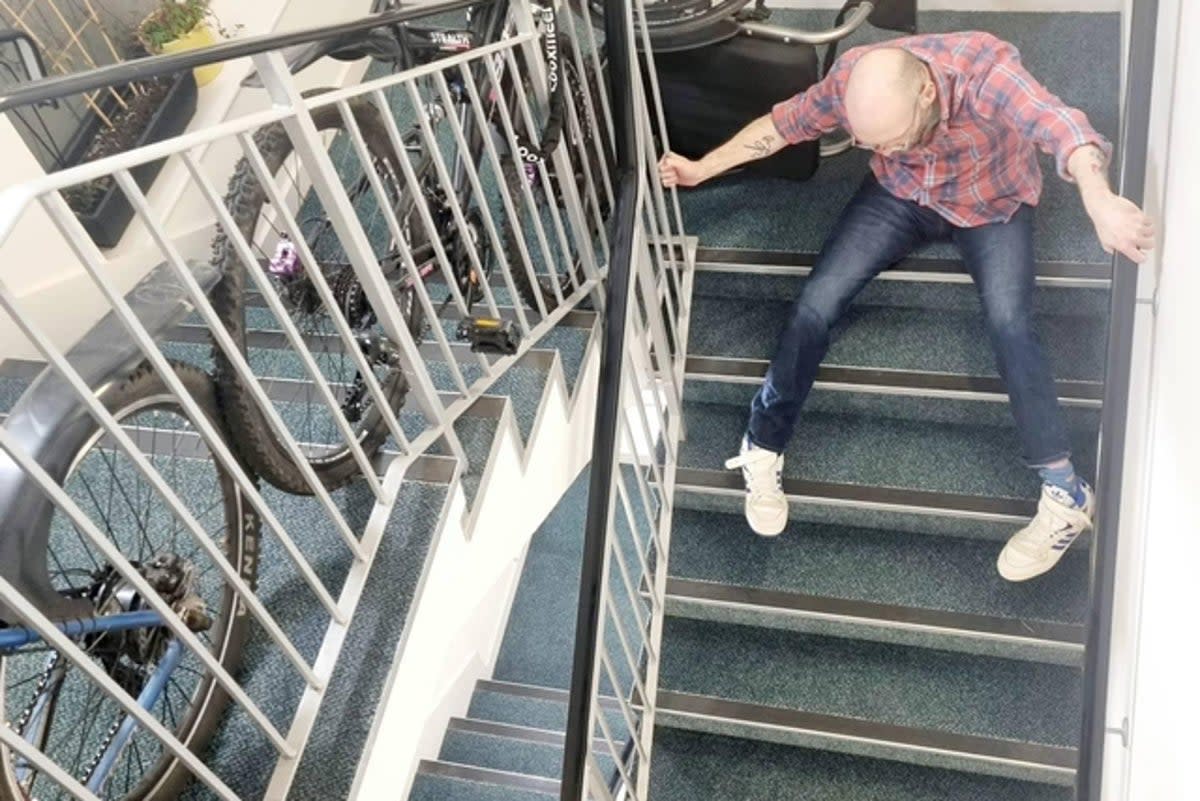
[80,714,124,785]
[12,652,62,737]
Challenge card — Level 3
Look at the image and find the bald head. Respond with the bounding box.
[845,48,936,150]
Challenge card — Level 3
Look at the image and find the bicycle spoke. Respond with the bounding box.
[96,447,156,562]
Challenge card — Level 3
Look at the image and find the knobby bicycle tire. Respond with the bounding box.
[0,361,259,801]
[209,100,416,495]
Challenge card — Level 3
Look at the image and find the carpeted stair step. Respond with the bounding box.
[678,390,1099,501]
[455,411,502,511]
[685,288,1108,387]
[0,364,37,417]
[157,333,570,448]
[466,681,633,744]
[468,683,577,732]
[655,616,1080,784]
[664,506,1087,665]
[649,727,1074,801]
[438,719,617,781]
[178,480,449,800]
[408,764,556,800]
[684,379,1102,430]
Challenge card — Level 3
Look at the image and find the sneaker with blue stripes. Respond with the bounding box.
[997,481,1096,582]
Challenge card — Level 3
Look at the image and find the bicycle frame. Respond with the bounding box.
[0,612,180,795]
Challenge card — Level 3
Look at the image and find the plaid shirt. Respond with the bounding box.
[771,31,1112,227]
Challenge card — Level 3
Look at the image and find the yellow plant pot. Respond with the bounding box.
[160,25,222,87]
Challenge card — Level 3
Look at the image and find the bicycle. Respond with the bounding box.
[0,264,259,801]
[211,0,612,495]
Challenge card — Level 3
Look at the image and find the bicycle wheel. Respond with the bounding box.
[209,99,419,495]
[570,0,753,42]
[500,40,611,314]
[0,362,259,801]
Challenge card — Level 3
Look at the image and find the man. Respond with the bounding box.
[658,32,1154,581]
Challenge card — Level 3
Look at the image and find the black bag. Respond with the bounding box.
[650,31,821,182]
[648,0,918,182]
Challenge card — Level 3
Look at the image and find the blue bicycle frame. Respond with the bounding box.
[0,610,182,793]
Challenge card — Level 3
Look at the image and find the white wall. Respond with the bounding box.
[0,0,374,364]
[1101,0,1198,798]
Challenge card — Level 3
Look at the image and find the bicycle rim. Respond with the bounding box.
[0,369,249,801]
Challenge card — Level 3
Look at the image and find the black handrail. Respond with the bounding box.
[560,0,638,798]
[1076,0,1160,797]
[0,0,487,113]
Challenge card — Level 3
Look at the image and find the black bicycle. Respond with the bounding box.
[211,0,611,495]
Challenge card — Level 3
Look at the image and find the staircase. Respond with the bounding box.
[396,6,1120,801]
[0,277,599,801]
[652,7,1116,800]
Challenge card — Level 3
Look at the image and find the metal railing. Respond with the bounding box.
[561,0,693,798]
[1076,0,1161,796]
[0,2,609,799]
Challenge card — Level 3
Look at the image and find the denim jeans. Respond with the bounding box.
[747,173,1071,467]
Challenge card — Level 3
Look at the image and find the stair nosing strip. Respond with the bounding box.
[656,689,1078,774]
[684,356,1104,405]
[475,679,625,712]
[447,717,613,754]
[675,467,1036,521]
[416,759,559,795]
[476,679,572,703]
[693,247,1111,286]
[664,576,1086,649]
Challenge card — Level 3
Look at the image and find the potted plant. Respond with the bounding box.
[137,0,230,87]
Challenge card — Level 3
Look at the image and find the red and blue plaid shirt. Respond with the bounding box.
[771,31,1112,227]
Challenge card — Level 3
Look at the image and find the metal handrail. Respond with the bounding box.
[1076,0,1161,796]
[560,0,638,791]
[0,0,486,113]
[740,1,873,45]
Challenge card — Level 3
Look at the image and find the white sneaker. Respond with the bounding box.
[724,438,788,537]
[997,482,1095,582]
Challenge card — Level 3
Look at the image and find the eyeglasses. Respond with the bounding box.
[849,92,927,155]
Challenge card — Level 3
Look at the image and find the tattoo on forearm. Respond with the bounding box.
[1086,148,1106,176]
[744,135,776,158]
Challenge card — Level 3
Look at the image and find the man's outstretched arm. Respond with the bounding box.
[659,62,848,189]
[975,36,1155,263]
[658,114,788,188]
[1067,144,1156,264]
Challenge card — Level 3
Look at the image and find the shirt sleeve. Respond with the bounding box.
[972,37,1113,181]
[770,52,853,144]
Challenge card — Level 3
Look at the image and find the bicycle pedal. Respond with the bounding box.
[456,316,521,355]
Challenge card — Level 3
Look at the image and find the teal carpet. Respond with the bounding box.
[667,507,1090,626]
[649,728,1073,801]
[657,616,1081,746]
[679,393,1099,498]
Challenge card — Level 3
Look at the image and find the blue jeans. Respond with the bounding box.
[747,173,1071,467]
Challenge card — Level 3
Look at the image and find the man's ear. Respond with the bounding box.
[918,78,937,109]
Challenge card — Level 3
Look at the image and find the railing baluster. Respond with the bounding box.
[456,62,552,319]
